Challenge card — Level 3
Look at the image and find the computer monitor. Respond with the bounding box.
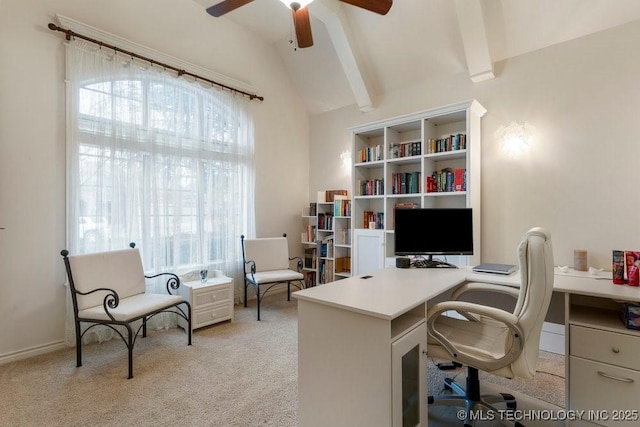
[394,208,473,268]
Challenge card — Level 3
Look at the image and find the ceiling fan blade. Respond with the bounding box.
[206,0,255,17]
[338,0,392,15]
[292,7,314,48]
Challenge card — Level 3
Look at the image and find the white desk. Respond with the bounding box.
[294,266,640,427]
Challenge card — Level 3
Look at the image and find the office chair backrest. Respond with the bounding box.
[511,227,555,378]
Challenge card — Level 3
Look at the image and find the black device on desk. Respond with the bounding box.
[394,208,473,268]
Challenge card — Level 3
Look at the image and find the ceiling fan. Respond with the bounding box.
[206,0,392,48]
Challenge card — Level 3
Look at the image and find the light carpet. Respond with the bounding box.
[1,293,567,426]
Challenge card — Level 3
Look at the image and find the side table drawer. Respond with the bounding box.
[193,285,232,309]
[570,325,640,370]
[569,356,640,426]
[193,303,233,329]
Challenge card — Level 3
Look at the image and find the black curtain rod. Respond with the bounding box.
[48,23,264,102]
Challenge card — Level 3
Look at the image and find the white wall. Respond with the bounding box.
[0,0,310,360]
[310,18,640,271]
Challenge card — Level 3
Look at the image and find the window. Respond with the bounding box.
[66,40,255,279]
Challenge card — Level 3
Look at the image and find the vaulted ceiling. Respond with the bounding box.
[193,0,640,115]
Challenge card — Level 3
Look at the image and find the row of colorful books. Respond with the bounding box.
[302,225,316,243]
[304,248,317,269]
[334,198,351,216]
[317,213,334,230]
[358,145,383,163]
[363,211,384,229]
[426,133,467,154]
[304,271,316,287]
[426,168,466,193]
[357,179,385,196]
[319,259,334,284]
[391,172,421,194]
[389,141,421,159]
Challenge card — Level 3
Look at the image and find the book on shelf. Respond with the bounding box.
[454,168,466,191]
[426,133,467,154]
[427,168,459,193]
[363,211,384,229]
[317,213,334,230]
[304,248,317,269]
[334,198,351,216]
[388,141,421,159]
[302,225,316,243]
[358,145,383,163]
[319,235,334,258]
[338,228,351,245]
[319,259,334,284]
[325,190,348,202]
[304,271,316,287]
[357,179,384,196]
[309,202,317,216]
[335,257,351,273]
[391,172,421,194]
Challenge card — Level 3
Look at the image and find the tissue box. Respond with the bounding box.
[621,303,640,330]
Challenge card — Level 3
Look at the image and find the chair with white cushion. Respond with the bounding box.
[426,227,554,426]
[241,233,304,320]
[61,243,191,379]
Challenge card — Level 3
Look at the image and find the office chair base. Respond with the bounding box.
[428,367,521,427]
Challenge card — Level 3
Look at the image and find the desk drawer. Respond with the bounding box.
[569,356,640,427]
[193,303,233,329]
[570,325,640,370]
[193,284,232,309]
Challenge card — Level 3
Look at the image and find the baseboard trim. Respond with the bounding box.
[0,340,67,365]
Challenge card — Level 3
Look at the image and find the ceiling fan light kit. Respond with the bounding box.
[206,0,392,48]
[279,0,315,10]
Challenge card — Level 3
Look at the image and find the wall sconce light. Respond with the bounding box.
[496,121,535,158]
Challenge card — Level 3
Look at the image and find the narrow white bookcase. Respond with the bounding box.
[302,191,352,285]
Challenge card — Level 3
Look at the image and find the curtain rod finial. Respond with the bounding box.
[48,23,58,31]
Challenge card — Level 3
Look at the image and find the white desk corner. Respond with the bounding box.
[294,265,640,427]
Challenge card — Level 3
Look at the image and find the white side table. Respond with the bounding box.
[177,273,234,332]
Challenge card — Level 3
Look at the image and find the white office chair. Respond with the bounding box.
[426,227,554,427]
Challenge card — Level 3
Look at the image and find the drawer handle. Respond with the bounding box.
[612,347,620,354]
[597,371,634,384]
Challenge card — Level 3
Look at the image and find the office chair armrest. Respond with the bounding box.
[427,301,525,371]
[452,282,520,301]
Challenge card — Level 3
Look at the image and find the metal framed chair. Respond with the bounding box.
[241,233,304,320]
[60,243,192,379]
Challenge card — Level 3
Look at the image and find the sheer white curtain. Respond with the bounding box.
[64,40,255,345]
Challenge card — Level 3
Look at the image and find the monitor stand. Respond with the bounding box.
[415,255,457,269]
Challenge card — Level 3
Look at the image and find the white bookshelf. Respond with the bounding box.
[351,100,486,274]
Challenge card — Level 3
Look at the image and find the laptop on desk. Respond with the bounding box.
[472,263,518,275]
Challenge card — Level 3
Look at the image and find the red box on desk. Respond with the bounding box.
[621,303,640,330]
